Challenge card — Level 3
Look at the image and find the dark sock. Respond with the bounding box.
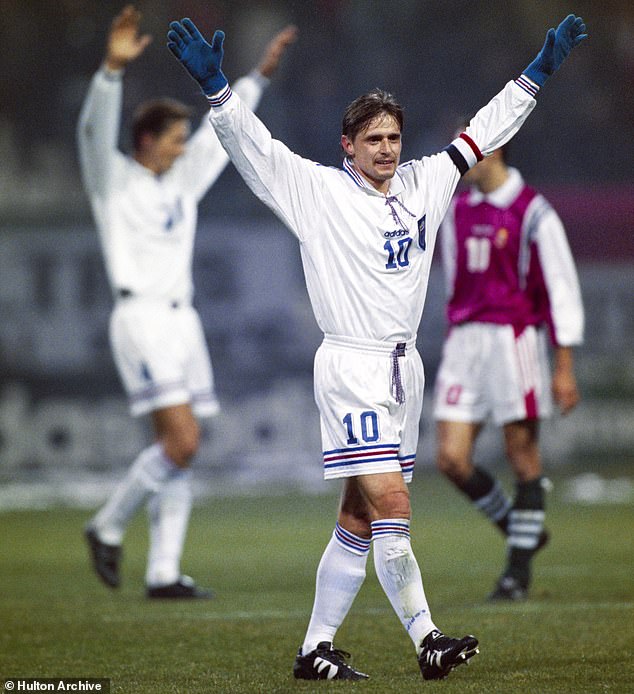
[457,466,511,534]
[506,478,545,588]
[460,466,495,499]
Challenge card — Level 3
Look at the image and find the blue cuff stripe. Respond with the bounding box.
[206,84,232,108]
[515,75,540,98]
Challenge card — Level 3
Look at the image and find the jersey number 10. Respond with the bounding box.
[384,238,412,269]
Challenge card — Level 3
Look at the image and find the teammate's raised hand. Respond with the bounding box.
[524,14,588,87]
[167,19,228,95]
[258,25,298,78]
[105,5,152,71]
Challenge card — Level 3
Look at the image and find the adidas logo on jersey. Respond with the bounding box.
[383,228,409,238]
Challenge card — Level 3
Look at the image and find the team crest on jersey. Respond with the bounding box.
[494,227,509,248]
[417,215,426,250]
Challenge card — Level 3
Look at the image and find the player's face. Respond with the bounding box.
[145,119,191,175]
[341,113,402,194]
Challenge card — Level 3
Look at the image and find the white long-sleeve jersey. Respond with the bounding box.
[77,67,268,303]
[207,77,537,343]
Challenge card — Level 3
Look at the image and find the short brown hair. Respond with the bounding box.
[342,89,404,142]
[132,98,192,151]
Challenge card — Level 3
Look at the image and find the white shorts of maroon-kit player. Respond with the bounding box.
[433,323,552,425]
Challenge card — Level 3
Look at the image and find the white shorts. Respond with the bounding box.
[433,323,552,426]
[314,334,424,482]
[109,298,219,418]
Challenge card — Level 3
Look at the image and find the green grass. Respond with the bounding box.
[1,469,633,693]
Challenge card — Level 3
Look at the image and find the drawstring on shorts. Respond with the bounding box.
[321,334,413,406]
[391,342,406,404]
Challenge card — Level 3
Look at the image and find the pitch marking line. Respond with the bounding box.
[100,602,634,623]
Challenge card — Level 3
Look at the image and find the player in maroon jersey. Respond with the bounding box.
[433,142,584,600]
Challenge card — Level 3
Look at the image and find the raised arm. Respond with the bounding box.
[177,24,298,201]
[447,14,588,173]
[233,25,298,108]
[257,25,298,79]
[167,20,318,237]
[420,15,587,233]
[167,20,229,97]
[103,4,153,72]
[522,14,588,88]
[77,5,152,196]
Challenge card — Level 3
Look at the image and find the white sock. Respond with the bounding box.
[371,519,436,653]
[145,468,193,587]
[302,523,370,654]
[90,443,176,545]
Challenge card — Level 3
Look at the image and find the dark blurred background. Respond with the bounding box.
[2,1,633,221]
[1,1,632,505]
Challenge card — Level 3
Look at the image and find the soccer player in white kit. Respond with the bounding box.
[167,13,587,679]
[433,142,584,601]
[77,5,296,598]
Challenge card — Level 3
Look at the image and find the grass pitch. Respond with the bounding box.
[1,468,633,693]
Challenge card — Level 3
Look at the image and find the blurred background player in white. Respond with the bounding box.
[167,12,586,679]
[77,5,296,598]
[433,140,584,601]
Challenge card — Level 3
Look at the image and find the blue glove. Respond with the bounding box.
[167,18,228,95]
[524,14,588,87]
